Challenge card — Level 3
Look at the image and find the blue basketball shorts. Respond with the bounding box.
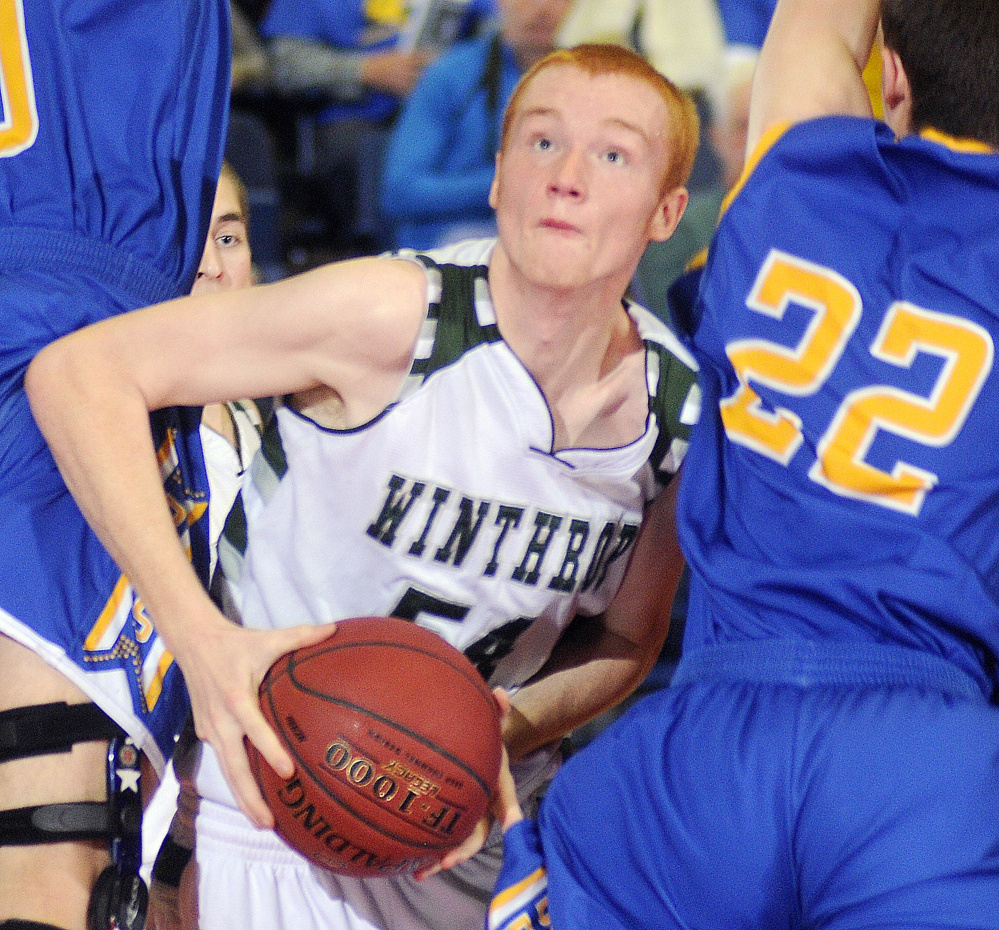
[0,241,209,773]
[539,641,999,929]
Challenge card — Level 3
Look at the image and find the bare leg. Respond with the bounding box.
[0,634,111,930]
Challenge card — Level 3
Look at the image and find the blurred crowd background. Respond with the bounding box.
[224,0,775,312]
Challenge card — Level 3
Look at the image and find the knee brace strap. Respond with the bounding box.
[0,702,124,764]
[0,702,128,847]
[0,801,110,845]
[151,834,193,888]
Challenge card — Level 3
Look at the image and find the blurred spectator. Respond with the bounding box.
[259,0,493,252]
[715,0,776,56]
[230,0,271,93]
[634,53,756,321]
[381,0,571,250]
[705,50,755,191]
[225,1,285,279]
[557,0,725,98]
[261,0,435,112]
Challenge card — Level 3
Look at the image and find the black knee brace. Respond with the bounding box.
[0,702,148,930]
[151,834,193,889]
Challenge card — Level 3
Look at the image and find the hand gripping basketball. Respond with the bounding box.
[246,617,503,878]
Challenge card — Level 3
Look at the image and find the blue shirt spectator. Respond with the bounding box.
[261,0,423,122]
[716,0,777,50]
[381,0,571,250]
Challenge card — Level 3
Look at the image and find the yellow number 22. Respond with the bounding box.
[722,250,994,516]
[0,0,38,157]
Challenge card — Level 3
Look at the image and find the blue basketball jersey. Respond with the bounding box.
[676,116,999,699]
[1,0,229,300]
[0,0,230,770]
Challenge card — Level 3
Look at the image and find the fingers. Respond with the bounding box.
[284,621,338,655]
[235,623,339,821]
[414,816,491,882]
[192,622,338,828]
[491,746,524,834]
[492,686,512,718]
[220,732,275,829]
[196,684,279,827]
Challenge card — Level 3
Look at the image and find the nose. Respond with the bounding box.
[196,240,223,284]
[548,149,585,199]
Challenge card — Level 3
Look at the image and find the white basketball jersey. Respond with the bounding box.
[218,239,700,691]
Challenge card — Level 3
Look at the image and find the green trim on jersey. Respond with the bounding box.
[645,337,699,485]
[411,256,499,382]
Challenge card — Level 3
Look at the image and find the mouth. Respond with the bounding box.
[539,218,581,234]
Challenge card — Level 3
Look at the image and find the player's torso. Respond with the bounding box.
[679,117,999,695]
[228,241,699,689]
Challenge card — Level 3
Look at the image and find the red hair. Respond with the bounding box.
[500,43,700,193]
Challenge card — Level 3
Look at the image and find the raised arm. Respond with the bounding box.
[24,256,428,825]
[504,471,685,761]
[746,0,880,155]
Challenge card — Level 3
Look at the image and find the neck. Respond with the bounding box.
[487,245,637,401]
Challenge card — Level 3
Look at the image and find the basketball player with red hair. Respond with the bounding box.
[27,43,701,930]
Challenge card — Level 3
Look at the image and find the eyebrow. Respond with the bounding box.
[216,212,245,225]
[518,106,653,146]
[604,116,654,145]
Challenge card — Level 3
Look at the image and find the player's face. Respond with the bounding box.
[490,64,677,294]
[191,174,253,295]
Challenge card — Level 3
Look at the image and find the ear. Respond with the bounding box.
[880,45,913,136]
[648,186,689,243]
[488,152,502,210]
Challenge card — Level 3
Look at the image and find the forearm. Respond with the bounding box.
[749,0,879,150]
[25,325,224,658]
[504,476,686,760]
[505,615,667,761]
[765,0,880,68]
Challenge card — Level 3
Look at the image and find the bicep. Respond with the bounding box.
[62,257,428,414]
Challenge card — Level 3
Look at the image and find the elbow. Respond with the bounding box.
[26,327,129,432]
[25,336,73,425]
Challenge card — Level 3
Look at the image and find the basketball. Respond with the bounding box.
[247,617,503,878]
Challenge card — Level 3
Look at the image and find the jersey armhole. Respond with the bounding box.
[719,121,791,219]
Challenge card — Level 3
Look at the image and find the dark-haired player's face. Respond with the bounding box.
[192,174,253,296]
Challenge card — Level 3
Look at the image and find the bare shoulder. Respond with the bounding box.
[289,255,430,428]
